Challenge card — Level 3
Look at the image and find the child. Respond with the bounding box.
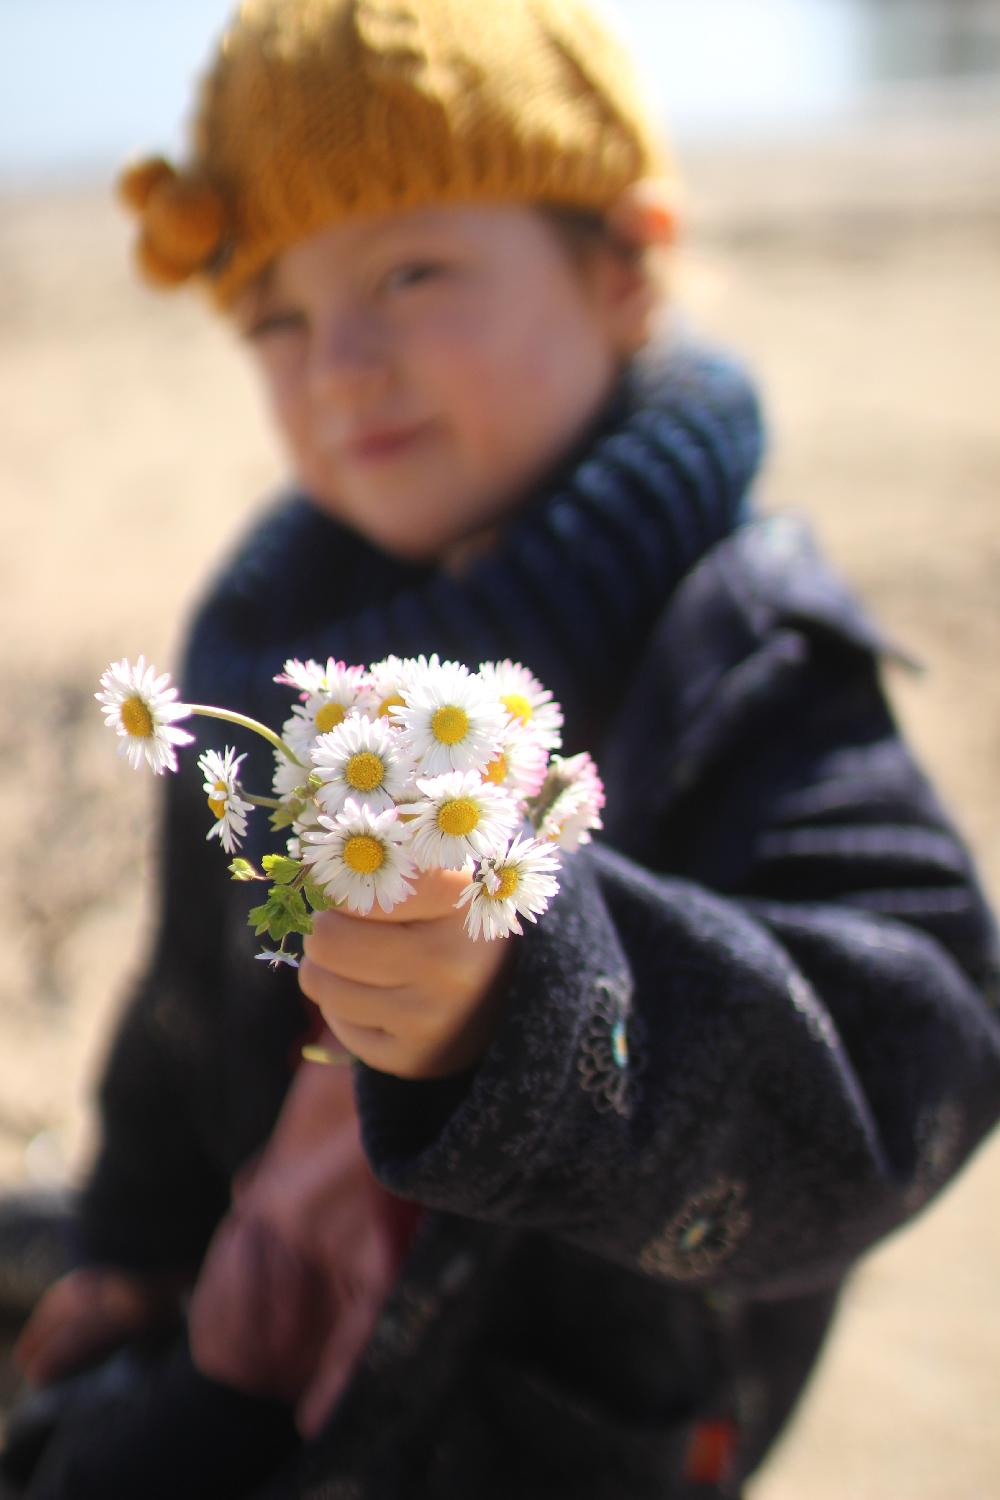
[5,1,1000,1497]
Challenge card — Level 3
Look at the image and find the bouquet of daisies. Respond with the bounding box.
[97,653,604,966]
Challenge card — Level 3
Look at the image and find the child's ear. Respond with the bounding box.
[594,246,661,356]
[598,180,679,355]
[607,180,680,253]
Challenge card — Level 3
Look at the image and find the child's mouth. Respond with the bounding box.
[345,422,433,464]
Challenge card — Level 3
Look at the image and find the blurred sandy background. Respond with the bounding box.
[1,3,999,1495]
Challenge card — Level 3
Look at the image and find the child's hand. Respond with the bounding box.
[188,1038,404,1437]
[298,868,514,1079]
[13,1267,181,1388]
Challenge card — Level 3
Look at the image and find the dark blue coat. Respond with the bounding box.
[59,355,1000,1499]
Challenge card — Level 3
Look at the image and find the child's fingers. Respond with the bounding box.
[356,865,472,924]
[316,1017,401,1073]
[302,912,409,986]
[298,959,407,1027]
[299,963,460,1055]
[13,1270,96,1378]
[303,907,475,989]
[294,1285,386,1439]
[297,960,465,1073]
[16,1292,115,1387]
[302,980,505,1079]
[15,1269,166,1387]
[17,1317,102,1387]
[300,871,515,1076]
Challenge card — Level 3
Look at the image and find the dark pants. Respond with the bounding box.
[0,1337,299,1500]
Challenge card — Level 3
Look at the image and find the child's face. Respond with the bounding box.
[235,203,645,562]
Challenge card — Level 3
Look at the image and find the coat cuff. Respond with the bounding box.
[354,849,631,1216]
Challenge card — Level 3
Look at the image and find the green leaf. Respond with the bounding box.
[270,799,305,831]
[247,900,271,936]
[524,764,573,830]
[228,858,261,882]
[247,883,314,941]
[262,854,302,885]
[303,880,333,912]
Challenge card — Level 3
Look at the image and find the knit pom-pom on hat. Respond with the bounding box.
[118,155,229,288]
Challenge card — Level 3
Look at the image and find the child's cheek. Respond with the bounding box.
[259,357,327,488]
[254,339,307,425]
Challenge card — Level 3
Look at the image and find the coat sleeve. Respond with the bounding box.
[354,524,1000,1295]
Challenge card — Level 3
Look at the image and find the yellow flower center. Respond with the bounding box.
[501,692,533,725]
[343,834,385,874]
[344,751,385,792]
[207,780,228,819]
[315,702,346,733]
[484,753,508,785]
[431,705,469,745]
[377,692,406,719]
[436,798,480,838]
[487,866,519,901]
[120,695,154,738]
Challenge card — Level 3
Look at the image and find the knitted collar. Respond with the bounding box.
[187,335,764,756]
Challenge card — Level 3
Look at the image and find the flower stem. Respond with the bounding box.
[184,704,306,766]
[245,793,283,809]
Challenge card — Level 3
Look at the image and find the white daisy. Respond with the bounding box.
[311,713,413,818]
[281,661,371,758]
[455,834,562,941]
[361,654,421,724]
[392,660,506,776]
[96,656,194,775]
[300,800,416,915]
[536,752,605,851]
[198,745,254,854]
[407,770,520,871]
[477,659,564,751]
[481,723,550,802]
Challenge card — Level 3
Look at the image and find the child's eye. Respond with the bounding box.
[382,261,445,294]
[244,309,306,341]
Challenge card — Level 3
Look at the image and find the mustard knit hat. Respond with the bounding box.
[118,0,673,308]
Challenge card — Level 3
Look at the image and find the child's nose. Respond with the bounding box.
[310,310,389,396]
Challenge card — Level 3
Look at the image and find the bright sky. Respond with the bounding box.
[0,0,869,183]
